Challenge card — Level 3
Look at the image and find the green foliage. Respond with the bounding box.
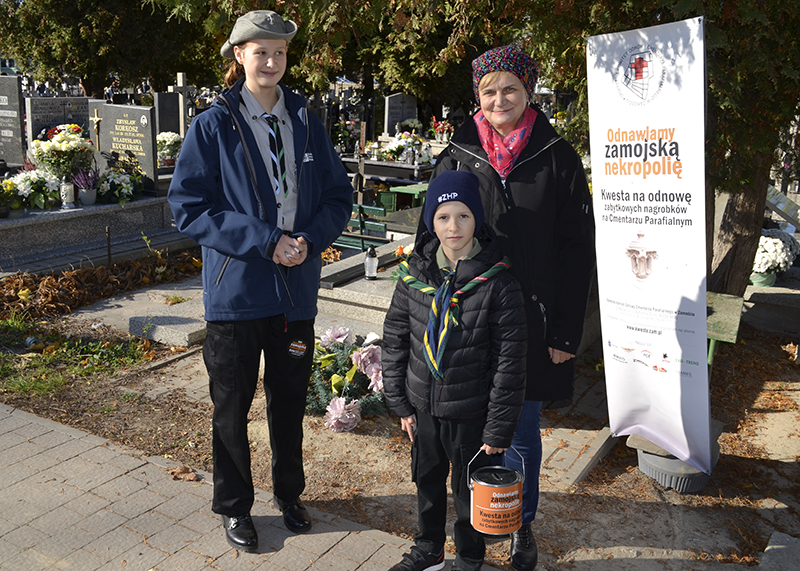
[0,316,151,396]
[0,0,217,96]
[306,340,386,417]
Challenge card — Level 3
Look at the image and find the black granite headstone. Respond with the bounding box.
[88,101,158,191]
[154,92,180,135]
[0,76,25,167]
[25,97,90,144]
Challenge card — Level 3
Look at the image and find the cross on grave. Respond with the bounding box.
[630,56,649,80]
[167,72,196,138]
[90,108,102,146]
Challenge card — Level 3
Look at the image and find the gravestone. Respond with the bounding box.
[0,75,25,168]
[25,96,90,144]
[167,73,196,138]
[308,93,333,135]
[383,93,417,137]
[766,184,800,230]
[89,101,158,191]
[154,92,180,135]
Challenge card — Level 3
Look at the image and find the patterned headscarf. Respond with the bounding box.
[472,45,539,102]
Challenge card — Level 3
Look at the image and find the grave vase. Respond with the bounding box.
[78,187,97,206]
[0,205,9,219]
[749,271,776,287]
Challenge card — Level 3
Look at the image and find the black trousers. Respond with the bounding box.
[413,410,491,571]
[203,316,314,516]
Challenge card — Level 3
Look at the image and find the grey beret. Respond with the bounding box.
[220,10,298,59]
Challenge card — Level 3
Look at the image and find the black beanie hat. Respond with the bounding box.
[423,171,484,237]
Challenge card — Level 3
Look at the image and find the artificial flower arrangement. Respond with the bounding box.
[400,118,423,133]
[6,168,60,209]
[306,326,386,432]
[71,166,100,191]
[752,228,800,274]
[30,124,95,179]
[429,115,454,138]
[156,131,183,159]
[333,119,361,151]
[378,131,431,163]
[98,169,141,206]
[0,179,18,211]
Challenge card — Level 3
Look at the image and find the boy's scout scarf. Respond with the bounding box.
[397,256,511,381]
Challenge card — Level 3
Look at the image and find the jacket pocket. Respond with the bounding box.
[215,255,231,286]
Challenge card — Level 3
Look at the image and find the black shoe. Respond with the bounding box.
[221,514,258,552]
[510,523,537,570]
[274,497,312,533]
[389,546,445,571]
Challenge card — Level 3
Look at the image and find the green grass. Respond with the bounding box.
[0,315,151,397]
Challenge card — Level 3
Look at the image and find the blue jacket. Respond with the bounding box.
[168,79,353,322]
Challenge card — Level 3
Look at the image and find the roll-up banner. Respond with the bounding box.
[586,17,711,473]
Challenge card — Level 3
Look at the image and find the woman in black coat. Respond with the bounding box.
[430,45,596,571]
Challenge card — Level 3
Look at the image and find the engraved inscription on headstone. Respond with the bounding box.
[0,76,25,167]
[89,101,158,191]
[25,97,89,143]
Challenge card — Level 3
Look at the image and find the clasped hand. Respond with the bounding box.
[273,235,308,267]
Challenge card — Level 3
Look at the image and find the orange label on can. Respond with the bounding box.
[470,475,523,535]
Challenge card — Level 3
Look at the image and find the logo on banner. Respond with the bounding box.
[615,44,667,106]
[625,232,659,279]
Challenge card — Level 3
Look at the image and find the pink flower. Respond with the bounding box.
[320,326,354,347]
[351,344,381,375]
[324,397,361,432]
[365,363,383,393]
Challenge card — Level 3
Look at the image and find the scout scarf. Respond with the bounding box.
[397,256,511,381]
[474,106,537,180]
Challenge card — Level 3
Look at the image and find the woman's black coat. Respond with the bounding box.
[431,110,595,402]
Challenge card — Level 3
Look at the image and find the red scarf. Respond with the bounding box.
[474,107,537,180]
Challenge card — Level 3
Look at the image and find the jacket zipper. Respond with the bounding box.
[449,136,561,204]
[212,90,296,310]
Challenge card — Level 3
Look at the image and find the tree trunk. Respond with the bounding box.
[710,155,772,296]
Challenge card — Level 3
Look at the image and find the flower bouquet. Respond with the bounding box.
[7,169,60,209]
[30,124,95,179]
[400,118,423,133]
[379,131,427,162]
[430,115,454,142]
[98,169,138,206]
[307,326,386,432]
[156,131,182,164]
[72,166,101,205]
[333,119,360,153]
[751,228,800,285]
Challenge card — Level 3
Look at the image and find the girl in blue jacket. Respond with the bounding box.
[168,10,353,553]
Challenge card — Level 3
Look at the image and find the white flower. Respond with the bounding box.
[323,397,361,432]
[9,169,58,198]
[98,170,134,198]
[362,332,381,346]
[752,229,800,273]
[320,326,354,347]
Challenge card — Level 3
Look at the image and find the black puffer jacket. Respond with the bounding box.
[431,109,595,401]
[382,227,527,448]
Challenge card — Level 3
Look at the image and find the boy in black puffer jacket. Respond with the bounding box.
[383,170,528,571]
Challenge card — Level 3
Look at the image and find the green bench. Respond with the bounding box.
[332,204,391,252]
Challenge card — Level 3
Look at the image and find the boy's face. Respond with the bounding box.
[234,39,287,92]
[433,201,475,263]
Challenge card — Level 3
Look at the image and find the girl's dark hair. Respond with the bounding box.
[223,58,245,88]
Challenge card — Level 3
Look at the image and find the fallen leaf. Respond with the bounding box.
[167,465,199,482]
